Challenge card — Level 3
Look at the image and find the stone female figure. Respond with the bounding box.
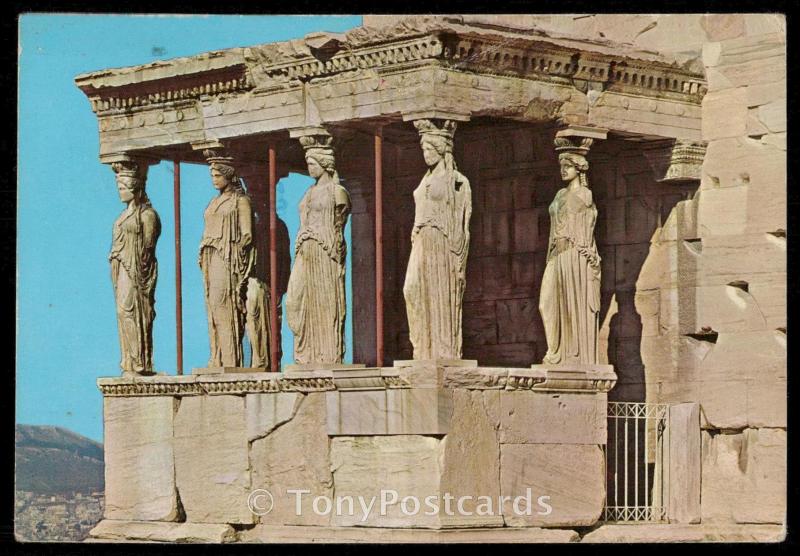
[539,137,601,365]
[285,135,351,364]
[199,152,255,368]
[403,119,472,360]
[109,161,161,375]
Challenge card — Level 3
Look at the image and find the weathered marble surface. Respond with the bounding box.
[500,444,605,527]
[96,362,612,534]
[240,524,580,543]
[581,523,785,543]
[667,403,701,524]
[89,520,236,543]
[250,392,333,526]
[103,397,179,521]
[701,428,786,524]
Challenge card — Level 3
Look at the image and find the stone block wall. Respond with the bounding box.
[94,366,613,536]
[641,14,786,525]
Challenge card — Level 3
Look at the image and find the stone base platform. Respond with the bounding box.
[240,524,580,543]
[88,521,786,544]
[580,523,786,543]
[95,362,617,539]
[88,520,236,543]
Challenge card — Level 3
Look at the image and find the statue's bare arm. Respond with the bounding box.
[238,195,253,247]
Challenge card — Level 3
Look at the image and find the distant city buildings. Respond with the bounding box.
[15,491,104,542]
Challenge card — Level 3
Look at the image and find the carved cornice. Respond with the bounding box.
[82,66,253,115]
[643,139,707,183]
[248,34,444,84]
[76,17,706,118]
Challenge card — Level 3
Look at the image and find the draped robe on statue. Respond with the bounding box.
[110,204,160,373]
[539,184,601,365]
[285,178,350,364]
[199,191,255,367]
[403,166,472,360]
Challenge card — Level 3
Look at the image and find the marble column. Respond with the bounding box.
[285,129,351,364]
[198,148,256,369]
[539,128,607,365]
[402,118,473,361]
[109,157,161,375]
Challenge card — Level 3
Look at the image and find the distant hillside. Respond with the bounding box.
[15,424,104,494]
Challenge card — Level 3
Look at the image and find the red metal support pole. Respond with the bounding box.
[173,160,184,375]
[374,128,384,367]
[269,144,279,372]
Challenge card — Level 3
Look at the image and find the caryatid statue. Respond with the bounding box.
[199,150,257,368]
[539,136,602,365]
[285,134,351,364]
[109,160,161,375]
[403,119,472,360]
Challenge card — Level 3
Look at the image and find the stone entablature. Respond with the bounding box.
[75,16,708,159]
[77,17,705,112]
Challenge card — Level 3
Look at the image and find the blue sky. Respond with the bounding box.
[17,14,362,442]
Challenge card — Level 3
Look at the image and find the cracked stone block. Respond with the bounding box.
[667,403,701,524]
[500,444,605,527]
[246,392,302,441]
[440,390,502,526]
[174,395,253,524]
[329,390,503,529]
[251,392,333,526]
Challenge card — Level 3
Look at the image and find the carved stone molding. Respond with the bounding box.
[79,66,252,115]
[76,16,706,121]
[441,365,617,392]
[97,364,616,396]
[512,366,617,393]
[643,139,707,183]
[97,374,335,397]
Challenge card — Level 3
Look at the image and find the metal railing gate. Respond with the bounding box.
[603,402,669,523]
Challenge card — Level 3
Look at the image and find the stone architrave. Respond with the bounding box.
[403,119,472,360]
[539,134,602,365]
[285,133,351,364]
[109,159,161,375]
[199,149,256,368]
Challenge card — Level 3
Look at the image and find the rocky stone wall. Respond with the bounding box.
[639,14,786,525]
